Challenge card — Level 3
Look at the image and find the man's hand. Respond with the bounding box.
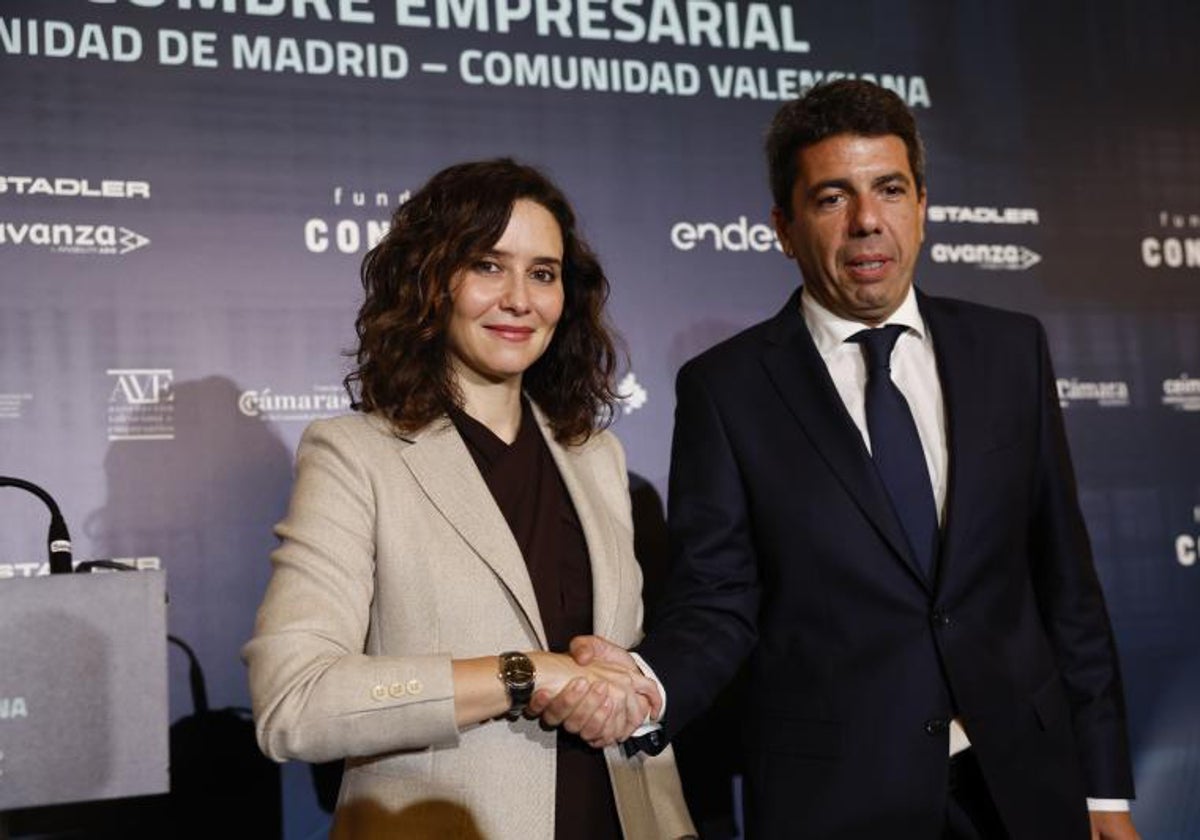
[526,636,661,748]
[1089,810,1139,840]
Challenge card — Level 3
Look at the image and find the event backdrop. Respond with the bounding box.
[2,1,1198,836]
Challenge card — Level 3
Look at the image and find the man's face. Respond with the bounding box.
[773,133,926,325]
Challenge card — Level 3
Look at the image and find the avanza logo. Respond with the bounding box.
[0,221,150,255]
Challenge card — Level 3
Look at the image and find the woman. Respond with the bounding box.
[245,159,695,839]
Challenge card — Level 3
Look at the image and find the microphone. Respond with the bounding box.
[0,476,73,574]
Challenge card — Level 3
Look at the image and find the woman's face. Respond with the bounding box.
[446,199,566,390]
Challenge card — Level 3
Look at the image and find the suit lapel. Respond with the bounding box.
[919,293,990,588]
[533,406,622,642]
[761,290,930,588]
[399,418,548,649]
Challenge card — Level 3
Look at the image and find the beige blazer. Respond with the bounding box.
[244,408,695,839]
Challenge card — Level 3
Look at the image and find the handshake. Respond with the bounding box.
[526,635,662,750]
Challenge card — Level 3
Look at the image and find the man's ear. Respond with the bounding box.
[771,206,794,259]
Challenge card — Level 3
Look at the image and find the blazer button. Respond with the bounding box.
[388,682,406,698]
[406,679,423,695]
[930,610,952,628]
[370,684,387,701]
[924,718,949,735]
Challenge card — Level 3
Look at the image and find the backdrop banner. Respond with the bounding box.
[2,2,1198,836]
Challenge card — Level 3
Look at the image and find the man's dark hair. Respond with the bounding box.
[766,80,926,219]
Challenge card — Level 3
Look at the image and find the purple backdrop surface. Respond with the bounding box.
[2,1,1198,836]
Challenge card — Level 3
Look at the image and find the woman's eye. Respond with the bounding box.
[473,260,500,273]
[531,268,559,283]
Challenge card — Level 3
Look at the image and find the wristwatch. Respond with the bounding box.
[498,651,536,718]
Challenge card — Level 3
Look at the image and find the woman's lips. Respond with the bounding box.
[484,325,535,341]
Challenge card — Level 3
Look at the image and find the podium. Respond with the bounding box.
[0,571,169,811]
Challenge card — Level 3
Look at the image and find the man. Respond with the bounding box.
[534,80,1137,838]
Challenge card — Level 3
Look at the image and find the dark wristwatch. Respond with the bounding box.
[498,651,536,718]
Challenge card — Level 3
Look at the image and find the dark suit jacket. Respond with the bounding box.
[638,288,1134,838]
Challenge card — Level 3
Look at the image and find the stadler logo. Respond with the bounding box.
[1056,378,1130,408]
[0,221,150,255]
[238,385,351,421]
[1162,374,1200,412]
[928,243,1041,270]
[0,175,150,199]
[0,555,161,580]
[107,368,175,441]
[926,205,1039,225]
[304,185,410,255]
[1142,210,1200,269]
[670,216,782,253]
[617,372,647,415]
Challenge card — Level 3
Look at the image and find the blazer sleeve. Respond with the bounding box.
[1028,323,1134,798]
[636,362,761,736]
[243,419,459,764]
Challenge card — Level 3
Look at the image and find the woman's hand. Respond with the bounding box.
[528,650,659,748]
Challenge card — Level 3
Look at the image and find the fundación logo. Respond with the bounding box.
[1162,373,1200,412]
[238,385,351,422]
[0,221,150,255]
[304,185,410,255]
[1173,506,1200,568]
[1142,210,1200,269]
[1056,377,1130,409]
[107,368,175,441]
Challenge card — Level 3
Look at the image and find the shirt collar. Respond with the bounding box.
[799,284,926,356]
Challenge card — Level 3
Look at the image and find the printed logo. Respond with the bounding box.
[304,185,409,255]
[670,216,782,253]
[238,385,351,422]
[1162,374,1200,411]
[0,175,150,199]
[1056,378,1130,409]
[927,205,1039,225]
[107,368,175,441]
[0,221,150,255]
[0,697,28,721]
[617,372,647,415]
[1142,210,1200,269]
[0,393,32,421]
[928,243,1041,270]
[0,556,161,580]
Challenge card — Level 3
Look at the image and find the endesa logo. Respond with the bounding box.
[670,216,782,253]
[0,175,150,199]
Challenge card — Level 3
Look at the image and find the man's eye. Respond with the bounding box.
[817,194,844,208]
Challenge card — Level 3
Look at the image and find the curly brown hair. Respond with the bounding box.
[345,158,621,445]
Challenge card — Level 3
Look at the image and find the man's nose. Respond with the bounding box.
[849,195,883,236]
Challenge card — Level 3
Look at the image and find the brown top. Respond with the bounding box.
[450,400,622,840]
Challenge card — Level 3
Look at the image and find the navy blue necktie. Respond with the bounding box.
[849,325,939,579]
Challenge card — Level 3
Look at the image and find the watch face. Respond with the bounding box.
[500,652,535,687]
